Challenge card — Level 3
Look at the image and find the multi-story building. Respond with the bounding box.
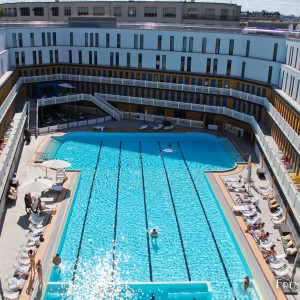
[1,1,241,26]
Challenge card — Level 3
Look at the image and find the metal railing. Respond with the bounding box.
[0,104,27,188]
[37,94,123,121]
[23,74,300,155]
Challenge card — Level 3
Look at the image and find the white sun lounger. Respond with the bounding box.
[224,177,240,182]
[3,290,20,300]
[246,214,261,225]
[94,125,106,131]
[50,185,63,192]
[273,265,291,279]
[232,205,255,212]
[138,123,149,130]
[164,124,176,130]
[270,207,283,218]
[7,277,25,292]
[13,264,29,274]
[259,238,275,250]
[242,209,257,218]
[153,123,163,130]
[269,258,288,270]
[272,215,285,225]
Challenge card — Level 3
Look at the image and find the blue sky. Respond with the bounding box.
[236,0,299,15]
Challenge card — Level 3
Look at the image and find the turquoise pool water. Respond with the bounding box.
[44,132,257,299]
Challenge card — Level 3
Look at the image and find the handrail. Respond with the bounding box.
[0,104,27,189]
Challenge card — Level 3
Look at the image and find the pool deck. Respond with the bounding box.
[0,119,299,299]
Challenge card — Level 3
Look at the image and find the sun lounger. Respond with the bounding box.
[153,123,163,130]
[258,183,270,190]
[224,177,240,183]
[245,214,261,225]
[138,123,149,130]
[232,205,255,212]
[273,265,291,279]
[272,215,285,225]
[259,238,275,250]
[94,125,106,131]
[13,264,29,274]
[50,185,63,192]
[3,290,20,300]
[269,258,288,270]
[225,182,244,188]
[164,124,176,130]
[7,277,25,292]
[42,202,57,210]
[242,209,257,218]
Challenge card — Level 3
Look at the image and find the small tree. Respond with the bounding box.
[0,5,4,18]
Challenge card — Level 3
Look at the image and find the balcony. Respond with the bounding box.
[182,14,240,22]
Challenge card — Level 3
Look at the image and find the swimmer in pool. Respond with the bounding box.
[150,229,159,239]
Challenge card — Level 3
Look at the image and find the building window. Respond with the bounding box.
[21,51,25,65]
[51,7,59,16]
[18,33,23,47]
[134,34,138,49]
[78,50,82,64]
[204,79,209,86]
[95,33,99,47]
[188,8,197,19]
[213,59,218,74]
[64,7,71,16]
[157,35,162,50]
[110,52,114,66]
[180,56,185,72]
[241,61,246,78]
[144,7,157,17]
[49,50,53,64]
[170,36,174,51]
[68,50,72,63]
[78,7,88,16]
[85,33,88,47]
[47,32,51,46]
[33,7,44,16]
[20,7,30,16]
[12,33,17,48]
[32,51,37,65]
[267,66,273,84]
[55,50,59,63]
[187,57,191,72]
[15,52,19,66]
[106,33,110,47]
[138,53,142,68]
[30,33,35,47]
[70,32,73,46]
[202,37,207,53]
[42,33,46,46]
[229,39,234,55]
[206,58,211,74]
[114,7,122,17]
[53,32,56,46]
[215,38,220,54]
[163,7,176,18]
[89,51,92,64]
[128,7,136,17]
[224,80,229,88]
[140,35,144,49]
[94,51,97,65]
[93,7,104,16]
[38,50,42,64]
[162,55,166,70]
[246,40,250,57]
[273,43,278,61]
[117,34,121,48]
[90,33,94,47]
[226,60,231,76]
[127,53,130,67]
[188,37,193,52]
[116,52,119,67]
[156,55,160,69]
[182,37,187,52]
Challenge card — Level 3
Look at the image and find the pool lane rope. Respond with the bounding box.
[111,141,122,279]
[158,141,191,281]
[72,141,103,283]
[139,141,154,282]
[177,142,236,299]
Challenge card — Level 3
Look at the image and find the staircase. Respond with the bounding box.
[28,98,38,137]
[218,138,246,164]
[93,94,123,121]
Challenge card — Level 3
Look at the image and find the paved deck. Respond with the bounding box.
[0,119,299,299]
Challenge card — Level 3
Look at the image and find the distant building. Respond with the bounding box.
[0,1,241,26]
[241,10,281,22]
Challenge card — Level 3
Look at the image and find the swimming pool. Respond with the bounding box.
[44,132,258,299]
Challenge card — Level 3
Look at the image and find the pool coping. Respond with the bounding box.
[206,167,286,300]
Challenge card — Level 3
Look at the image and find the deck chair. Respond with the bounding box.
[7,277,25,292]
[13,263,29,274]
[273,265,291,279]
[3,290,20,300]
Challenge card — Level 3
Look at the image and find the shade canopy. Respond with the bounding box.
[41,159,71,170]
[20,178,53,194]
